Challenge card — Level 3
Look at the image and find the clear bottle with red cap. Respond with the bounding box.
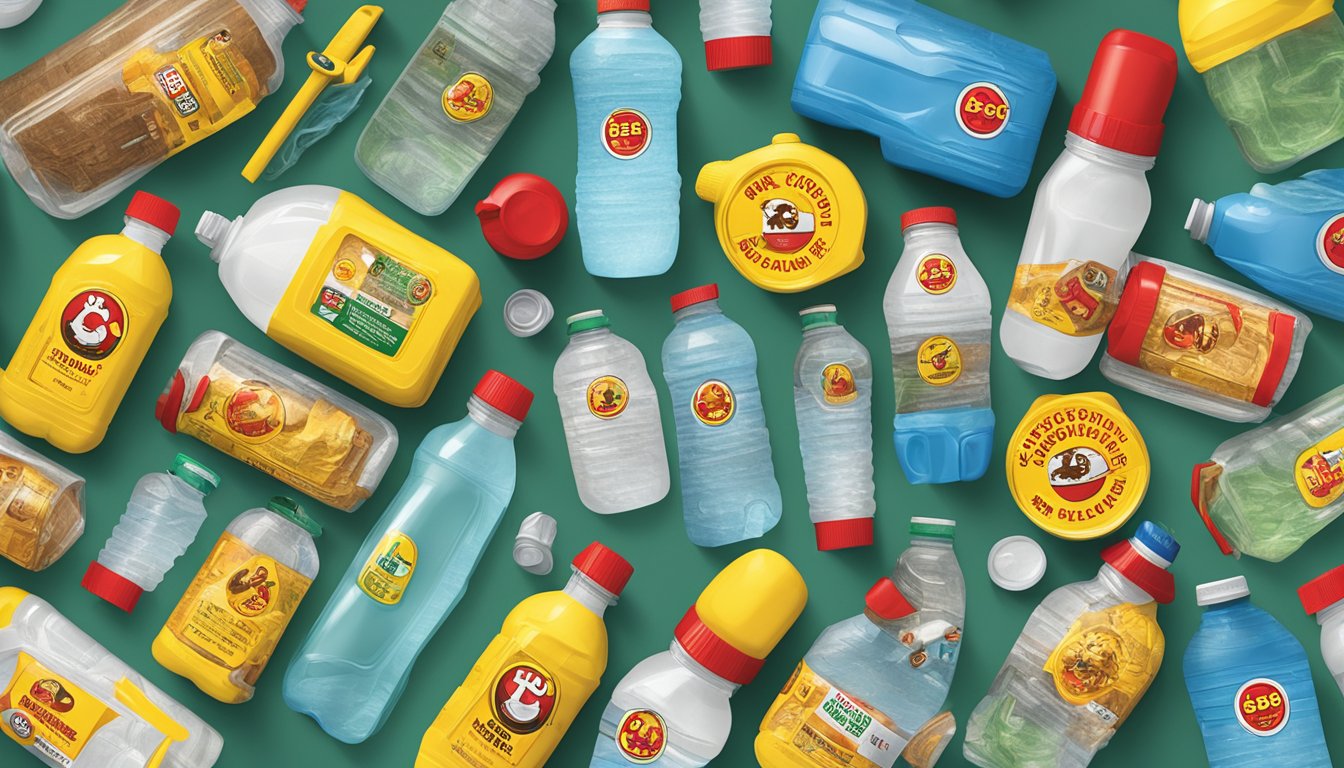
[283,370,535,744]
[0,190,178,453]
[1002,30,1178,381]
[1299,563,1344,699]
[964,521,1180,768]
[417,541,634,768]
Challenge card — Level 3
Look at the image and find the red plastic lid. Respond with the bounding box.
[1300,564,1344,615]
[286,0,307,12]
[1069,30,1177,156]
[1107,260,1166,366]
[705,36,772,71]
[598,0,648,12]
[81,561,144,613]
[475,174,569,260]
[901,206,957,231]
[1101,539,1175,604]
[155,371,185,434]
[126,191,180,236]
[866,577,916,620]
[815,517,874,551]
[1190,462,1235,556]
[473,371,534,422]
[1252,311,1296,407]
[670,284,719,312]
[572,542,633,597]
[674,605,766,685]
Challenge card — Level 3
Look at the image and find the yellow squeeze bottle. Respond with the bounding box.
[416,542,634,768]
[0,192,178,453]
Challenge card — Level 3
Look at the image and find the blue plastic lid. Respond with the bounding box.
[1133,520,1180,564]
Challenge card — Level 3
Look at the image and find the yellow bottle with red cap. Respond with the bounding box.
[416,542,634,768]
[0,191,178,453]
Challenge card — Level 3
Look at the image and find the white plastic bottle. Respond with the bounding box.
[554,310,670,514]
[793,305,875,550]
[81,454,219,613]
[698,0,772,71]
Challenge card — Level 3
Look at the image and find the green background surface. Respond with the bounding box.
[2,0,1343,766]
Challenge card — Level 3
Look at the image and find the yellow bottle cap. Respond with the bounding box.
[696,133,866,293]
[1179,0,1335,72]
[1006,392,1150,541]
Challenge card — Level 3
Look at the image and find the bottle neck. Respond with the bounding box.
[669,640,740,695]
[673,300,721,322]
[564,571,617,618]
[598,10,651,28]
[123,219,171,254]
[901,222,959,247]
[1203,597,1249,614]
[1098,563,1157,604]
[466,396,521,438]
[1317,600,1344,627]
[568,327,611,343]
[1064,132,1156,171]
[910,535,954,550]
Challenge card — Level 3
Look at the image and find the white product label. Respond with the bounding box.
[815,689,906,768]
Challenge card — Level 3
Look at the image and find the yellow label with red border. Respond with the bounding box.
[444,73,494,122]
[604,109,652,159]
[1294,427,1344,508]
[1008,261,1120,337]
[0,652,120,764]
[27,289,128,407]
[692,380,735,426]
[359,532,417,605]
[915,336,962,387]
[439,654,560,766]
[615,709,667,763]
[587,376,629,420]
[821,364,858,405]
[916,255,958,295]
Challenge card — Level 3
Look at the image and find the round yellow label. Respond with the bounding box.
[443,72,493,122]
[916,336,963,387]
[692,380,735,426]
[587,375,629,420]
[820,363,858,404]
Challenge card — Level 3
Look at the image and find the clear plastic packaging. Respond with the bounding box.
[0,430,83,571]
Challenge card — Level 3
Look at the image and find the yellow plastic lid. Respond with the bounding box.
[696,133,866,294]
[1006,392,1150,541]
[1179,0,1335,72]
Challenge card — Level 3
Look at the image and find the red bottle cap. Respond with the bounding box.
[598,0,648,12]
[1069,30,1177,157]
[473,371,534,422]
[1300,564,1344,615]
[572,542,634,596]
[670,284,719,312]
[81,561,144,612]
[815,517,874,551]
[901,206,958,231]
[1101,539,1175,604]
[475,174,569,260]
[865,577,916,620]
[705,36,773,71]
[1107,260,1166,366]
[286,0,307,12]
[126,191,180,236]
[674,605,766,685]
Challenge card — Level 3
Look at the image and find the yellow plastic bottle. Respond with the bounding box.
[416,542,633,768]
[0,192,178,453]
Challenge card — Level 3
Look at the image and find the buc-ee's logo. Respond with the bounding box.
[1317,213,1344,274]
[61,290,126,361]
[29,678,75,713]
[492,663,557,735]
[956,82,1010,139]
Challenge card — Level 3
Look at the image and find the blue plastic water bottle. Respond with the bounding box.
[282,371,533,744]
[662,284,781,547]
[571,0,682,278]
[1183,576,1333,767]
[1188,168,1344,322]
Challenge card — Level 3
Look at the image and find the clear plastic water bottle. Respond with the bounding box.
[698,0,772,70]
[283,371,533,744]
[80,454,220,613]
[1184,576,1332,767]
[662,284,781,547]
[354,0,557,216]
[554,309,670,514]
[793,305,875,550]
[571,0,682,278]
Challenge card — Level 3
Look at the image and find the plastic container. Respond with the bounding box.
[155,330,398,511]
[81,455,219,613]
[0,0,41,28]
[792,0,1056,198]
[887,207,993,484]
[196,185,481,407]
[1299,564,1344,699]
[0,191,177,453]
[504,289,554,337]
[1192,384,1344,562]
[554,310,670,514]
[697,133,865,293]
[662,284,782,547]
[1102,258,1310,422]
[590,549,806,767]
[1180,0,1344,172]
[1188,168,1344,322]
[964,522,1180,768]
[476,173,569,260]
[417,542,633,768]
[699,0,771,71]
[355,0,556,216]
[514,511,557,575]
[757,517,964,768]
[0,430,83,571]
[0,0,302,219]
[988,536,1047,592]
[571,0,682,278]
[1002,31,1177,380]
[284,371,533,743]
[1184,576,1332,767]
[793,305,875,550]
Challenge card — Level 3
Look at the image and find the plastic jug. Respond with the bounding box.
[964,521,1179,768]
[1180,0,1344,172]
[284,371,533,743]
[0,430,83,571]
[0,192,177,453]
[793,305,876,550]
[416,542,633,768]
[699,0,771,70]
[792,0,1056,198]
[1002,31,1177,380]
[662,284,782,547]
[0,587,223,767]
[355,0,556,216]
[1188,168,1344,322]
[195,185,481,407]
[757,517,964,768]
[554,310,670,514]
[571,0,682,278]
[886,207,993,485]
[0,0,302,219]
[1184,576,1332,767]
[1299,564,1344,699]
[589,549,806,767]
[155,330,399,511]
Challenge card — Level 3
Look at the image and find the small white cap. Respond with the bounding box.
[1196,575,1250,606]
[988,536,1047,591]
[1185,198,1214,243]
[565,309,605,325]
[195,211,235,263]
[514,512,557,576]
[504,289,554,338]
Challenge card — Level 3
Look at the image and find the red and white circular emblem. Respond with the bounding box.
[1316,213,1344,274]
[1235,678,1290,737]
[604,108,652,160]
[60,289,127,361]
[492,663,558,734]
[956,82,1010,139]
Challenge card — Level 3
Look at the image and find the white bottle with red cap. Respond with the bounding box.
[699,0,772,71]
[1001,30,1178,380]
[284,370,535,745]
[1299,563,1344,699]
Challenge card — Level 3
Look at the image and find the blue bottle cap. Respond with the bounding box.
[1133,520,1180,564]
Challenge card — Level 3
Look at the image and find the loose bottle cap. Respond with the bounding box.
[503,290,554,338]
[670,284,720,312]
[865,577,916,620]
[566,310,610,334]
[514,512,558,576]
[1196,575,1250,606]
[1299,563,1344,615]
[473,370,534,422]
[81,561,144,613]
[171,454,220,494]
[598,0,649,11]
[988,536,1047,591]
[705,35,773,71]
[267,496,322,538]
[1179,0,1333,73]
[1069,30,1177,157]
[572,542,633,596]
[475,174,569,260]
[901,207,957,231]
[126,191,180,235]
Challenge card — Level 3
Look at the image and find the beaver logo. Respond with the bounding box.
[616,709,667,763]
[29,679,75,713]
[760,198,816,254]
[492,663,558,735]
[1048,447,1111,502]
[442,73,493,122]
[60,290,126,361]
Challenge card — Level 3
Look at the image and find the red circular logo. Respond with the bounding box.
[917,255,958,295]
[1317,213,1344,273]
[603,108,652,159]
[59,290,126,360]
[1236,678,1290,736]
[492,663,557,734]
[956,82,1010,139]
[616,709,667,763]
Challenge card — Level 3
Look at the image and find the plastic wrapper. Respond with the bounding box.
[0,431,84,571]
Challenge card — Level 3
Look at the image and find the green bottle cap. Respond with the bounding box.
[566,310,610,335]
[799,304,839,330]
[266,496,322,538]
[170,454,220,494]
[910,516,956,539]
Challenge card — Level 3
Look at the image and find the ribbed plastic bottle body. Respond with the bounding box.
[699,0,771,42]
[793,325,875,528]
[97,473,207,591]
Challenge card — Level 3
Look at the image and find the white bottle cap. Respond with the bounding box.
[1196,575,1250,606]
[514,512,558,576]
[1185,198,1215,243]
[988,536,1047,591]
[503,289,554,338]
[195,211,235,263]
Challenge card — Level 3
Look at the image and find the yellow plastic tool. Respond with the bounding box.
[243,5,383,182]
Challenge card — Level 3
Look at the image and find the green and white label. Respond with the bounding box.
[311,235,433,357]
[815,688,905,767]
